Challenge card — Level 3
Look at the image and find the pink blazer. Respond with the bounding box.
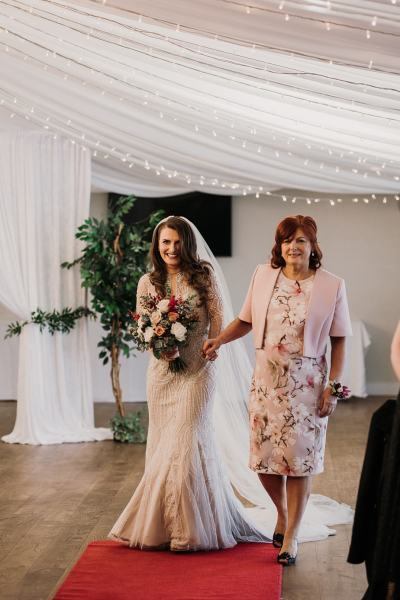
[238,264,352,358]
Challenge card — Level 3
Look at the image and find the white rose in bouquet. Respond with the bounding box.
[157,299,170,313]
[144,326,154,343]
[150,310,162,325]
[171,322,187,342]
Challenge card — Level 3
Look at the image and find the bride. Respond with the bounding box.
[109,216,352,550]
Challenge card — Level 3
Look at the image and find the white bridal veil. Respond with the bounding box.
[158,216,353,543]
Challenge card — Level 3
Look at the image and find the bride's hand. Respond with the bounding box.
[202,338,220,361]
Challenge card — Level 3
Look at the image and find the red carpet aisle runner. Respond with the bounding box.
[54,540,282,600]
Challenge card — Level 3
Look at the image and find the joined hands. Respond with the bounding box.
[202,338,221,361]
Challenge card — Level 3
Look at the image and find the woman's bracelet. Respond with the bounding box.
[328,379,351,400]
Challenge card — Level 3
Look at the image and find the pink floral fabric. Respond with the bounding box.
[249,272,328,476]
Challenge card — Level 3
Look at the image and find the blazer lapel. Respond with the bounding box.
[304,269,337,344]
[255,266,281,346]
[307,269,337,318]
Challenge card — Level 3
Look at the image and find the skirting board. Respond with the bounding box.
[366,382,399,397]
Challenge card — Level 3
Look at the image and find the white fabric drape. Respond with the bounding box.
[90,0,400,73]
[0,131,112,444]
[0,0,399,197]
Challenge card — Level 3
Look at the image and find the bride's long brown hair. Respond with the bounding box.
[149,217,212,306]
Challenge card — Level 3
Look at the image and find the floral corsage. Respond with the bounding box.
[328,379,351,400]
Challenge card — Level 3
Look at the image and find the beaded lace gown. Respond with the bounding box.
[109,271,268,550]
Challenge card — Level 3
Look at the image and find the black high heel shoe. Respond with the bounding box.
[272,532,284,548]
[277,551,297,566]
[277,538,298,566]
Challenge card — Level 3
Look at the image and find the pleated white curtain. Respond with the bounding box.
[0,131,112,444]
[0,0,399,198]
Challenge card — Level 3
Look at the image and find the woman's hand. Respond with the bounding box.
[202,338,221,361]
[318,387,337,418]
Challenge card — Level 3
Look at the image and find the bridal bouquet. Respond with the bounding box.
[129,293,199,372]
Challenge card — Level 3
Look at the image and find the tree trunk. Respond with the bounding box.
[111,342,124,417]
[110,227,125,418]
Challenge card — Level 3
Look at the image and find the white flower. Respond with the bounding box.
[272,446,285,457]
[292,403,310,421]
[171,322,187,342]
[150,310,162,325]
[157,299,170,313]
[144,327,154,343]
[265,420,281,438]
[266,331,284,346]
[292,457,303,471]
[292,422,303,435]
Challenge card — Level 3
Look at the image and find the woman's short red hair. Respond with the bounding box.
[271,215,322,269]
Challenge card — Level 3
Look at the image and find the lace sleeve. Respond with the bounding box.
[207,270,223,338]
[136,274,149,314]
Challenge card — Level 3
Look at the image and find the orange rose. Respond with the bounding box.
[154,325,166,336]
[168,312,179,322]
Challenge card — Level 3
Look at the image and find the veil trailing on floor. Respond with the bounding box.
[159,216,353,543]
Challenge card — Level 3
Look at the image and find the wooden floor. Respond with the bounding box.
[0,396,384,600]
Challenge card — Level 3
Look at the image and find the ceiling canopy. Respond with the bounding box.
[0,0,399,197]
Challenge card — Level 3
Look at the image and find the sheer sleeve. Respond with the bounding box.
[136,274,149,315]
[207,270,223,338]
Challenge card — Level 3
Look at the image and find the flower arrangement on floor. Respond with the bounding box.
[129,293,199,373]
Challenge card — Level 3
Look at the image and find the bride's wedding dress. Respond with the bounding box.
[109,271,268,550]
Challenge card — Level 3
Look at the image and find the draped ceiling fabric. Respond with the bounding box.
[0,132,112,444]
[0,0,399,198]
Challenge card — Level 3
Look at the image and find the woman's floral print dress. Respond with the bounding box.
[249,271,328,476]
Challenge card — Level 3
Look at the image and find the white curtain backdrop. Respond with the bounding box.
[0,131,112,444]
[0,0,399,198]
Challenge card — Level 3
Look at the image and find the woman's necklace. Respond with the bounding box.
[166,271,182,297]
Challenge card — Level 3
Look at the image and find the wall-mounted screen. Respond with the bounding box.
[109,192,232,257]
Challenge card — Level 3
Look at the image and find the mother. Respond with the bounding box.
[204,215,352,565]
